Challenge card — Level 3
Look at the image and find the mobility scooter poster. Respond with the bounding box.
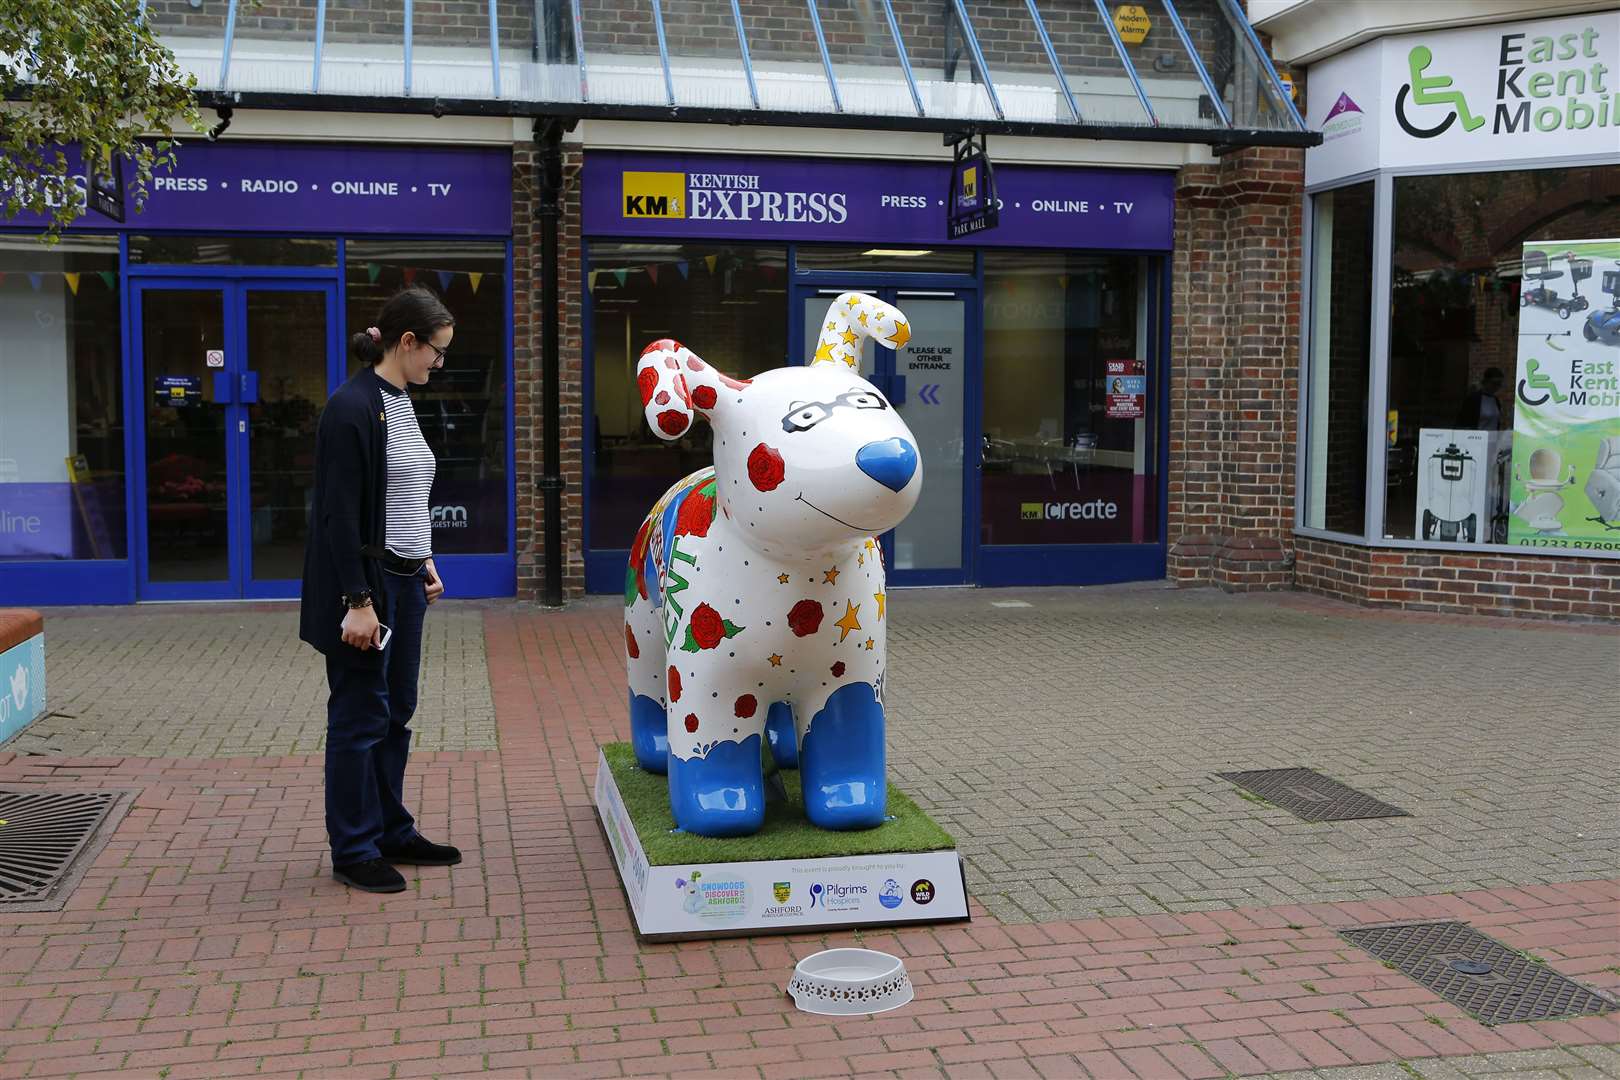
[1509,239,1620,551]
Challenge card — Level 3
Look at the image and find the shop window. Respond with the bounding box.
[795,246,974,275]
[1384,164,1620,547]
[345,241,509,554]
[588,242,787,550]
[129,235,337,266]
[981,251,1156,545]
[0,235,128,561]
[1303,182,1374,536]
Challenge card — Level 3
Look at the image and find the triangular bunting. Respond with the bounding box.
[27,273,43,291]
[63,273,81,295]
[704,255,718,274]
[613,269,628,286]
[1058,275,1070,288]
[588,270,599,293]
[646,264,659,285]
[366,263,381,284]
[675,261,689,279]
[437,271,453,292]
[97,271,116,290]
[468,272,483,294]
[402,268,417,286]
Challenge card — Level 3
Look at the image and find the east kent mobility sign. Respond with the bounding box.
[1305,11,1620,186]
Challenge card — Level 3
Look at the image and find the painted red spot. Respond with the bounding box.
[831,661,845,678]
[734,695,757,718]
[625,624,639,659]
[641,338,678,357]
[673,374,691,408]
[748,443,785,491]
[667,666,682,703]
[637,367,659,406]
[691,384,717,410]
[684,713,699,733]
[690,604,726,650]
[718,373,752,391]
[654,390,670,406]
[656,410,689,436]
[686,357,705,372]
[663,356,678,370]
[788,599,824,638]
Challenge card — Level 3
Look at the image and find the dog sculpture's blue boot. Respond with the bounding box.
[668,734,767,837]
[629,692,668,774]
[799,683,886,830]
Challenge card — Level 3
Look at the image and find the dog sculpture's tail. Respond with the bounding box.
[810,292,912,370]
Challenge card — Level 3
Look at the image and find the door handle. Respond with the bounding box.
[240,371,260,404]
[212,371,235,404]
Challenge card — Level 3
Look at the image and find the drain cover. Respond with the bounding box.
[1341,921,1618,1026]
[1217,767,1409,822]
[0,789,124,905]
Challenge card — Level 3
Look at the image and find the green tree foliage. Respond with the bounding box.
[1,0,204,238]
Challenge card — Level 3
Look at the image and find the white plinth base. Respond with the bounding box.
[594,749,971,941]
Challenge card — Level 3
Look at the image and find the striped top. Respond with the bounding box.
[378,373,436,560]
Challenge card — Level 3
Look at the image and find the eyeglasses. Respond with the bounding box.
[422,340,447,368]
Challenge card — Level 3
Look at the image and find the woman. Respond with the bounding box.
[299,286,460,893]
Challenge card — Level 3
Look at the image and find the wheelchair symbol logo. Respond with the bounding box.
[1395,46,1487,139]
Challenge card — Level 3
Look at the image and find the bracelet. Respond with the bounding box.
[341,590,374,610]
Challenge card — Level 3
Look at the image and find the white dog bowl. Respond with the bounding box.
[787,948,914,1016]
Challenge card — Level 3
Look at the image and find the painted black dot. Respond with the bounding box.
[712,691,719,698]
[728,652,734,657]
[765,621,771,626]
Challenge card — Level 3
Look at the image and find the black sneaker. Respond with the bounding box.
[380,835,463,866]
[333,858,407,893]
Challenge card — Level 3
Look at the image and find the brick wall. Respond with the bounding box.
[512,143,586,603]
[1167,143,1305,591]
[1295,539,1620,622]
[149,0,533,47]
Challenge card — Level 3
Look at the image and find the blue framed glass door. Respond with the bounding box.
[794,284,976,586]
[133,278,338,600]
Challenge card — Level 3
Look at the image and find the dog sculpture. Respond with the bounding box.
[623,293,922,838]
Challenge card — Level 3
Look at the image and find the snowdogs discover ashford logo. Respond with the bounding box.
[623,292,922,838]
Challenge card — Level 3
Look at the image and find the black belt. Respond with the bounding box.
[363,545,427,576]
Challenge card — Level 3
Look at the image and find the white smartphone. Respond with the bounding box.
[374,623,393,650]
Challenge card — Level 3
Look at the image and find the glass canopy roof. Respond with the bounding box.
[144,0,1310,144]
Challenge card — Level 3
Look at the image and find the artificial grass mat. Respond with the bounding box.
[600,742,955,866]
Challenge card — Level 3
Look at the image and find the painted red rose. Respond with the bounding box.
[831,661,845,678]
[625,624,639,659]
[734,695,757,719]
[667,665,682,703]
[655,390,670,406]
[748,443,785,491]
[691,384,717,410]
[788,599,824,638]
[690,604,726,650]
[674,485,716,538]
[637,367,659,406]
[657,410,689,436]
[684,713,699,733]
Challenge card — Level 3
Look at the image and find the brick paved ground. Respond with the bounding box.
[0,587,1616,1078]
[7,604,496,757]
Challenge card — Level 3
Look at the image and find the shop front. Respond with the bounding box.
[579,151,1175,592]
[1280,5,1620,618]
[0,141,517,605]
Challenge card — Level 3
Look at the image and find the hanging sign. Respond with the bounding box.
[89,154,125,223]
[1508,238,1620,552]
[947,134,999,240]
[1112,4,1151,45]
[1105,359,1146,419]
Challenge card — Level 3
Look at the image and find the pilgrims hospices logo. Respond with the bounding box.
[1322,92,1364,142]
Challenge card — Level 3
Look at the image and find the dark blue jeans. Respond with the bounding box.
[325,567,427,865]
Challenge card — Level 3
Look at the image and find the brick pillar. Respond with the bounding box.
[513,144,586,603]
[1168,146,1304,592]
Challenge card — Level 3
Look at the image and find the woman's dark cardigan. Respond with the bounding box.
[300,369,390,670]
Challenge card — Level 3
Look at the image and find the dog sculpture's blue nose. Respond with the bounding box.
[856,438,918,492]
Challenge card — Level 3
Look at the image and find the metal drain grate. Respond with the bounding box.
[1341,921,1618,1026]
[1217,767,1409,822]
[0,789,122,904]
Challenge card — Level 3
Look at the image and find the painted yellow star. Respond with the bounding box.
[889,320,912,348]
[777,573,790,584]
[858,311,869,326]
[841,328,859,346]
[858,553,865,567]
[844,355,858,369]
[823,566,840,584]
[834,601,862,643]
[845,296,861,310]
[874,591,885,620]
[813,341,835,364]
[865,538,876,553]
[863,637,875,651]
[825,320,838,332]
[768,653,783,667]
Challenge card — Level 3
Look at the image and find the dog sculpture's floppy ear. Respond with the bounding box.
[636,338,752,441]
[811,292,911,369]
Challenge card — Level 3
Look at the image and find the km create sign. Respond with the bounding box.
[1112,4,1150,45]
